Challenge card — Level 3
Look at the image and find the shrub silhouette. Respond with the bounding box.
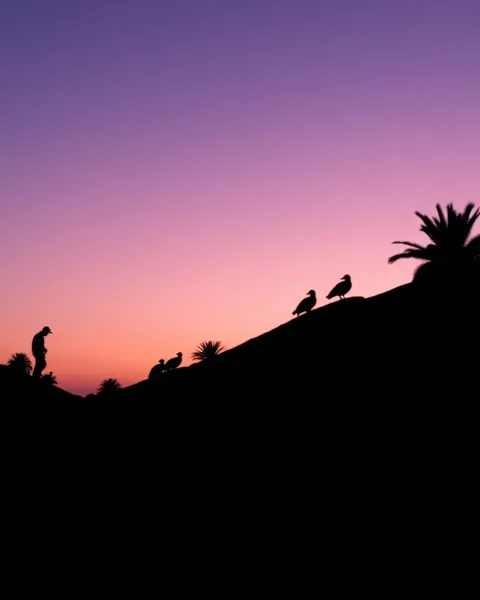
[97,378,122,396]
[7,352,33,376]
[191,341,225,362]
[388,203,480,287]
[41,371,58,385]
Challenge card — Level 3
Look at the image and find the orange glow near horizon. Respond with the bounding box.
[0,235,445,397]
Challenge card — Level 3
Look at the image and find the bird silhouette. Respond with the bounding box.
[292,289,317,316]
[326,275,352,300]
[165,352,183,370]
[148,359,166,379]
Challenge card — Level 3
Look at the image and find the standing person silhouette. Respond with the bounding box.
[32,326,52,378]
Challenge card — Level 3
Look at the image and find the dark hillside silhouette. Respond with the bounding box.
[3,280,479,596]
[4,197,480,598]
[54,279,479,596]
[0,363,82,422]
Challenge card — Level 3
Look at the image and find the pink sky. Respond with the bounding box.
[1,0,479,396]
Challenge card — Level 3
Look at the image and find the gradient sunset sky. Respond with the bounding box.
[2,0,479,396]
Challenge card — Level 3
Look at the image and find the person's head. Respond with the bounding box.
[41,326,52,336]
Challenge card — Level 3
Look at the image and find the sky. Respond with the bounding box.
[1,0,479,396]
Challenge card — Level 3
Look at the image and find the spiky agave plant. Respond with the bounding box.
[191,340,225,362]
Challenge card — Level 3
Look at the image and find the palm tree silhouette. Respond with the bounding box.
[191,340,225,362]
[388,203,480,284]
[97,378,122,395]
[7,353,33,376]
[41,371,58,385]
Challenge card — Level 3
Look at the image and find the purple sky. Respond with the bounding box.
[1,0,479,395]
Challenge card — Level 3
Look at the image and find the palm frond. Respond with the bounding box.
[388,251,416,264]
[391,202,480,263]
[387,247,432,264]
[461,202,477,225]
[463,204,480,240]
[445,203,456,224]
[432,203,447,232]
[417,217,443,245]
[391,240,428,251]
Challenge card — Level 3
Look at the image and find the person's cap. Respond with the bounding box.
[43,326,52,334]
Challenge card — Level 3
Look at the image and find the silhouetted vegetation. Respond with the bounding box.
[389,203,480,290]
[97,378,122,396]
[41,371,57,385]
[191,340,225,362]
[7,352,32,376]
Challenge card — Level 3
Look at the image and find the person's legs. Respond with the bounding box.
[33,354,46,378]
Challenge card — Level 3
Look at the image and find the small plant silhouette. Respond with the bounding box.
[7,353,33,376]
[388,203,480,283]
[97,378,122,395]
[191,340,225,362]
[41,371,58,385]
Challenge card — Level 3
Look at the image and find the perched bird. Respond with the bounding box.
[165,352,183,370]
[326,274,352,300]
[148,359,166,379]
[292,289,317,316]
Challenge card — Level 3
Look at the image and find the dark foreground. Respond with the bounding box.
[2,283,479,597]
